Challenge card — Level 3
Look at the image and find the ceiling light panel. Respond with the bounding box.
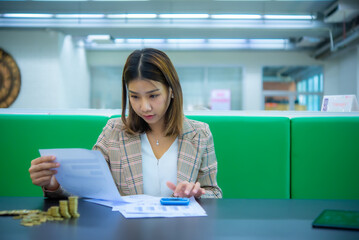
[264,15,315,20]
[3,13,54,18]
[87,35,111,41]
[159,14,209,19]
[55,14,105,18]
[125,14,157,18]
[211,14,262,19]
[167,39,206,44]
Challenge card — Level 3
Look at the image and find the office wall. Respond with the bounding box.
[324,46,359,97]
[0,30,90,109]
[1,29,358,110]
[87,50,323,110]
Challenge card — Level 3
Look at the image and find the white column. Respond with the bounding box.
[357,46,359,97]
[242,65,262,110]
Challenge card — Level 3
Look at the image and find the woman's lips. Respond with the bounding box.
[143,115,154,120]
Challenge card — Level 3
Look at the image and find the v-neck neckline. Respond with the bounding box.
[144,133,177,161]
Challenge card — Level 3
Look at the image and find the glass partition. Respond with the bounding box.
[90,65,243,110]
[262,66,323,111]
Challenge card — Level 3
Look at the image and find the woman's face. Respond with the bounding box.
[128,78,171,129]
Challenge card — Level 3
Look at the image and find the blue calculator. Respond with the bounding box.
[160,197,190,205]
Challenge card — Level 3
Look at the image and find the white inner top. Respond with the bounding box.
[141,133,178,197]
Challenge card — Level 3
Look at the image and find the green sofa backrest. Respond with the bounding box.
[2,113,357,199]
[188,116,290,199]
[0,114,290,199]
[291,117,359,199]
[0,114,108,197]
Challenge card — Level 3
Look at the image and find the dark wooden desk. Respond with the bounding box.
[1,197,359,240]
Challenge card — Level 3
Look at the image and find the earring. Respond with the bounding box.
[171,94,174,98]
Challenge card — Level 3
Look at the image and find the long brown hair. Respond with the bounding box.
[121,48,183,136]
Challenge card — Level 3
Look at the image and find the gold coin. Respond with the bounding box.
[21,223,34,227]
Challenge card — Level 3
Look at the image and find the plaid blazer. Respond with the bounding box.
[93,117,222,198]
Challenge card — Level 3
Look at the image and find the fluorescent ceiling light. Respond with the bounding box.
[107,14,127,18]
[55,14,105,19]
[167,39,206,44]
[126,39,143,43]
[87,35,111,41]
[264,15,315,20]
[208,39,246,44]
[85,38,292,50]
[211,14,262,19]
[143,39,166,43]
[120,39,168,44]
[125,14,157,18]
[250,39,288,44]
[159,14,209,19]
[108,14,158,19]
[3,13,54,18]
[115,38,125,43]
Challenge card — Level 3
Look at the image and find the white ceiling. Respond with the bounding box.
[1,0,357,54]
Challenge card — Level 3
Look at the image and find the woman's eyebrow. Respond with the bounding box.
[128,89,160,94]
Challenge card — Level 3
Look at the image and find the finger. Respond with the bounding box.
[174,182,188,197]
[31,156,56,166]
[32,176,53,186]
[166,181,176,191]
[30,170,57,180]
[184,183,194,196]
[194,188,206,198]
[29,162,60,174]
[190,182,201,195]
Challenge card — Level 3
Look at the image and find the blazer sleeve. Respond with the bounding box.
[197,124,223,198]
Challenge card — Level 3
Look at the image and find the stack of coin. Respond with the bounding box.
[0,209,37,216]
[0,196,80,227]
[59,200,71,219]
[49,206,62,219]
[68,196,80,218]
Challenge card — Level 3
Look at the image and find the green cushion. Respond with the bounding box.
[0,114,109,196]
[188,116,290,199]
[291,117,359,199]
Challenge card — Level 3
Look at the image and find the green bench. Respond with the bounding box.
[188,116,290,199]
[0,114,290,199]
[1,113,358,199]
[291,117,359,199]
[0,114,108,197]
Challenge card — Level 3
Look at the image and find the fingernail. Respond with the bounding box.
[185,190,189,195]
[174,193,178,197]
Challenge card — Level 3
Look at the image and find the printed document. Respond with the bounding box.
[86,195,207,218]
[40,148,207,218]
[39,148,125,202]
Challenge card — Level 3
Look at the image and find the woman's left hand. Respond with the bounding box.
[166,181,205,198]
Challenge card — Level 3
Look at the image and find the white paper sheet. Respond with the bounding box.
[40,148,207,218]
[39,148,125,202]
[85,195,207,218]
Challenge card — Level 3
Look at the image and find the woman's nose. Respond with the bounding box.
[140,99,151,112]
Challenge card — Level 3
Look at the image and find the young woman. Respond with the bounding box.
[29,48,222,199]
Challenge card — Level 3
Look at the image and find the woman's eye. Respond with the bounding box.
[130,95,138,99]
[150,94,159,99]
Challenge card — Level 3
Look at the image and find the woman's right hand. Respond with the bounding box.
[29,156,60,191]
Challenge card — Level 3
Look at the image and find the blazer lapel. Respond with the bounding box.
[177,118,201,184]
[119,131,144,195]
